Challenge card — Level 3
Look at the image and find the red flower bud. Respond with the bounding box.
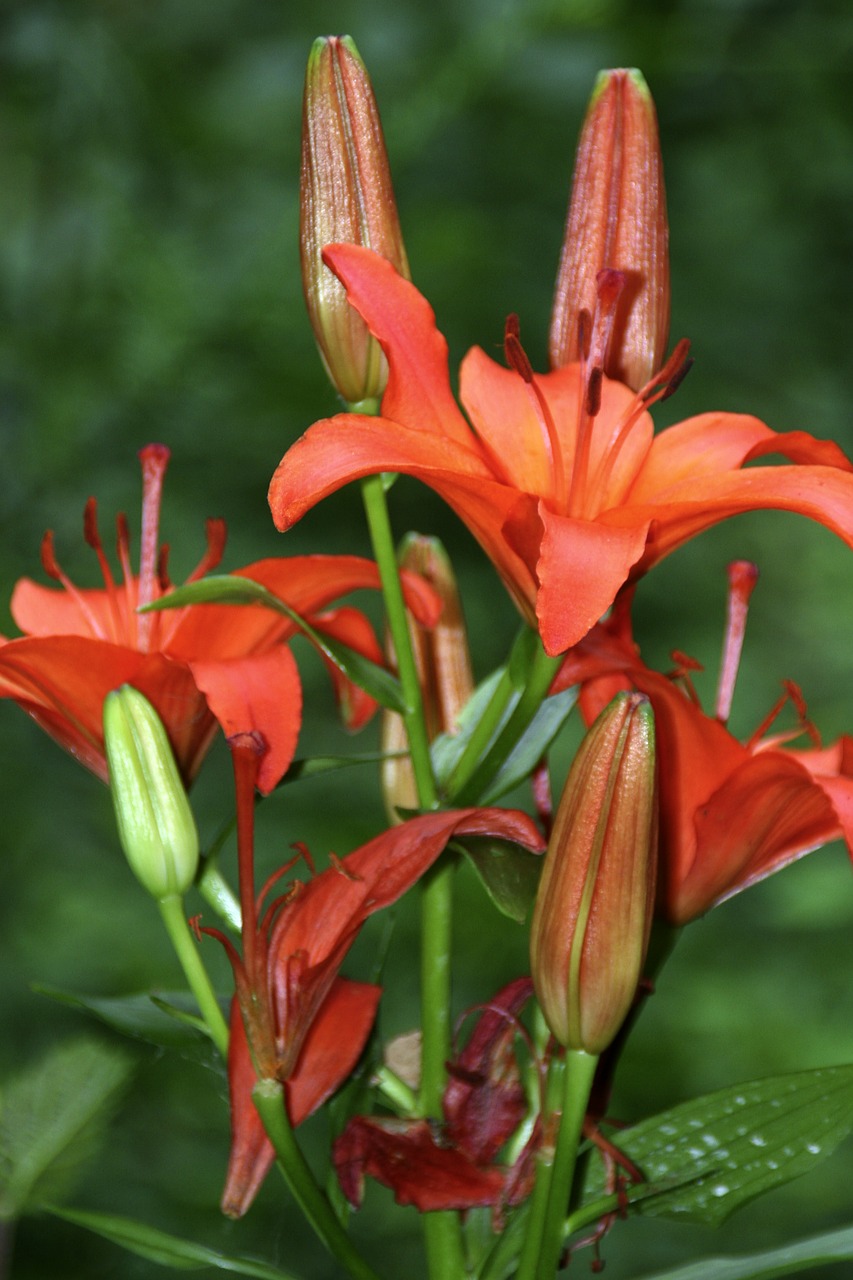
[300,35,410,406]
[549,69,670,391]
[530,693,657,1054]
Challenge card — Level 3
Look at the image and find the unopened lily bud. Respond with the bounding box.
[549,69,669,391]
[381,536,473,820]
[530,693,657,1055]
[104,685,199,900]
[300,35,410,407]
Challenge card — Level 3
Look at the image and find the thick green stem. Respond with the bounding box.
[358,467,464,1277]
[253,1079,384,1280]
[361,473,437,809]
[157,894,229,1057]
[532,1049,599,1280]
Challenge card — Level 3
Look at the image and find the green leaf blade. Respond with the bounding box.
[584,1065,853,1228]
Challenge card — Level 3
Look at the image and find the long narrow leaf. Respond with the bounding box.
[48,1205,302,1279]
[632,1223,853,1280]
[141,575,406,712]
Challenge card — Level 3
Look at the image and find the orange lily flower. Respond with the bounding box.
[0,444,439,793]
[556,580,853,923]
[269,245,853,656]
[213,733,545,1217]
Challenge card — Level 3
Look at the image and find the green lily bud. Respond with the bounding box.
[549,69,670,391]
[530,693,657,1054]
[381,535,473,820]
[103,685,199,900]
[300,34,410,406]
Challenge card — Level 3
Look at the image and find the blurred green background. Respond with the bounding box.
[2,0,853,1276]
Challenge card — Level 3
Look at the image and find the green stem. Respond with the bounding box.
[157,894,229,1057]
[536,1049,599,1280]
[453,635,562,806]
[361,473,437,809]
[358,467,463,1278]
[253,1079,384,1280]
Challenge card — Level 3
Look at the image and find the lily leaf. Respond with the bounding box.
[141,575,406,713]
[455,837,543,922]
[582,1064,853,1227]
[432,668,519,790]
[34,986,220,1064]
[0,1039,132,1220]
[479,687,577,804]
[631,1223,853,1280]
[47,1205,302,1278]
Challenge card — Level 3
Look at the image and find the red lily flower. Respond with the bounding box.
[269,245,853,656]
[0,444,440,793]
[556,575,853,923]
[214,735,545,1217]
[333,978,539,1225]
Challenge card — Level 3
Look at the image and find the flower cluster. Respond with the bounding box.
[4,33,853,1280]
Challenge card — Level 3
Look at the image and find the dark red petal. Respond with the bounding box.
[445,978,533,1164]
[287,977,381,1124]
[333,1116,507,1212]
[220,1001,275,1220]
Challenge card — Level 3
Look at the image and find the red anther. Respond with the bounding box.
[586,366,603,417]
[290,841,316,876]
[83,497,101,550]
[157,545,171,590]
[640,337,692,403]
[188,914,203,940]
[504,315,534,384]
[660,351,694,401]
[783,679,822,748]
[40,530,61,581]
[187,517,227,582]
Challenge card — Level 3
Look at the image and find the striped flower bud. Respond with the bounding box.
[104,684,199,900]
[530,693,657,1054]
[300,35,410,407]
[549,69,670,391]
[381,535,473,820]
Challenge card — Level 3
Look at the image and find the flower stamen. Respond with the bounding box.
[504,315,567,504]
[40,528,110,640]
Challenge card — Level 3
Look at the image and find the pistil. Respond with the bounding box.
[137,444,171,650]
[715,561,759,723]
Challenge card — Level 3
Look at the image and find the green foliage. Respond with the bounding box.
[583,1066,853,1227]
[48,1205,301,1278]
[632,1223,853,1280]
[144,575,407,712]
[0,1038,132,1221]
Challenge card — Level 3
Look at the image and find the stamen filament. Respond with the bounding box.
[40,530,109,640]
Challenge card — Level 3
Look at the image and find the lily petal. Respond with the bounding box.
[189,647,302,795]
